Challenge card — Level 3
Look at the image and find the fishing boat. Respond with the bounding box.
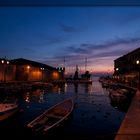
[27,98,74,133]
[0,101,18,121]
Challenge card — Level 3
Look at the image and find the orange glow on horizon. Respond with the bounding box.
[64,65,114,75]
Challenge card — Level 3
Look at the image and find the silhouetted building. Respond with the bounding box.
[114,47,140,86]
[9,58,62,82]
[56,67,65,80]
[0,58,16,82]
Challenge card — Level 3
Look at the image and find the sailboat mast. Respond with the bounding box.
[85,57,87,72]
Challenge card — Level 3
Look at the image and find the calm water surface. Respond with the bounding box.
[0,77,127,140]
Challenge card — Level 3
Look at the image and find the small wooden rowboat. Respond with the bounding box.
[27,98,74,133]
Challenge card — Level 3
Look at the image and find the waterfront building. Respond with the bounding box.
[9,58,63,82]
[0,57,65,82]
[56,67,65,80]
[114,47,140,87]
[0,58,16,82]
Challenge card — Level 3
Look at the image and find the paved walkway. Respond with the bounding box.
[115,90,140,140]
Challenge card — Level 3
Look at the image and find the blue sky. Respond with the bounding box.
[0,7,140,74]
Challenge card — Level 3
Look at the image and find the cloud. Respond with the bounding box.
[45,36,140,63]
[23,47,36,53]
[37,36,140,73]
[118,12,140,26]
[80,37,140,50]
[91,48,129,58]
[60,23,77,33]
[28,36,67,47]
[66,36,140,58]
[67,45,89,54]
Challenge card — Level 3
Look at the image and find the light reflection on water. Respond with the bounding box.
[0,77,127,140]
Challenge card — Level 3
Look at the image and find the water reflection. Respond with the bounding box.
[50,83,93,95]
[25,92,30,102]
[84,84,92,94]
[39,90,44,103]
[0,78,131,140]
[23,89,45,103]
[73,83,93,94]
[74,83,78,93]
[52,84,66,94]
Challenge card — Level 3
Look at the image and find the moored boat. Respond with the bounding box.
[0,101,18,121]
[27,98,74,133]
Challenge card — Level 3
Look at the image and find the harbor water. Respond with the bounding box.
[0,77,130,140]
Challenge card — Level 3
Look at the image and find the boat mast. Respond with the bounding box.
[85,57,87,72]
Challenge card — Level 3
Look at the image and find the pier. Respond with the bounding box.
[115,89,140,140]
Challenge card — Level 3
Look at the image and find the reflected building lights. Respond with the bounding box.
[25,92,30,102]
[58,88,61,94]
[39,90,44,103]
[64,83,67,93]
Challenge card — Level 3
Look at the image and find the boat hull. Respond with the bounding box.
[0,108,18,121]
[0,103,18,121]
[27,98,74,133]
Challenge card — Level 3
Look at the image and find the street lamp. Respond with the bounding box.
[115,67,119,82]
[40,68,44,82]
[26,65,30,81]
[1,59,9,82]
[136,60,139,65]
[27,65,30,69]
[116,68,119,71]
[136,60,140,88]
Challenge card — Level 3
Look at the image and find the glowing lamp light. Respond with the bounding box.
[7,61,9,64]
[1,60,4,64]
[27,65,30,69]
[136,60,140,65]
[1,60,9,64]
[116,68,119,71]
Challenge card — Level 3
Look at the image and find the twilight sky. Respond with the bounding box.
[0,7,140,74]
